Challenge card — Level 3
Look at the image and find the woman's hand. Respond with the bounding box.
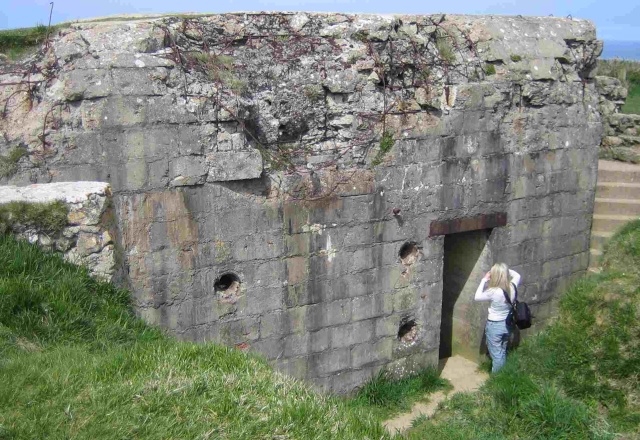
[483,271,491,281]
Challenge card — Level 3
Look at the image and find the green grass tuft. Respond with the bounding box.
[484,63,496,76]
[350,367,451,419]
[188,52,248,95]
[0,200,68,235]
[371,131,395,167]
[601,219,640,274]
[0,146,28,178]
[303,84,324,102]
[435,35,456,64]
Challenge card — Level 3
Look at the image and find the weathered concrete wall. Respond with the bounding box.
[0,182,116,280]
[0,13,602,392]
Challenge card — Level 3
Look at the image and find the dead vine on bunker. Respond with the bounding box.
[1,14,489,198]
[0,28,63,179]
[160,14,487,201]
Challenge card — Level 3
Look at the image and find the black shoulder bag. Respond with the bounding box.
[502,284,532,330]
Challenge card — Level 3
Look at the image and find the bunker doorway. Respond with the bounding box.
[439,228,492,361]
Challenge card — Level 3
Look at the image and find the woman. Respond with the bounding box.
[474,263,521,373]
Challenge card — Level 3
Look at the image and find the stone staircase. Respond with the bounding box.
[589,160,640,269]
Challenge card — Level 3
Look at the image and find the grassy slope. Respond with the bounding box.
[623,81,640,114]
[0,235,390,440]
[0,25,51,60]
[408,220,640,439]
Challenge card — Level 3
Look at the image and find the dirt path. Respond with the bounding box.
[383,355,488,435]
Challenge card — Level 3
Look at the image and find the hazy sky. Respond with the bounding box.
[0,0,638,41]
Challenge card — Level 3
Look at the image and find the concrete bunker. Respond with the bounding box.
[0,12,601,393]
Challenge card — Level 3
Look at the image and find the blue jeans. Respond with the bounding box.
[485,320,510,373]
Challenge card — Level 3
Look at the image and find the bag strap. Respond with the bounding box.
[502,289,513,306]
[502,283,518,306]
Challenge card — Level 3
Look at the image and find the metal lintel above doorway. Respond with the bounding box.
[429,212,507,237]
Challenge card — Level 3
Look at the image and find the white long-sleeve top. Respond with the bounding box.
[474,269,521,321]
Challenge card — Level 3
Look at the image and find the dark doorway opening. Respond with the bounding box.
[439,228,492,360]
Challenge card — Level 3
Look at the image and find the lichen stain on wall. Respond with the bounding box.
[120,190,198,329]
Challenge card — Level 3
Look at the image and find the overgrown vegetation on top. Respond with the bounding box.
[407,219,640,439]
[597,59,640,114]
[0,24,55,60]
[0,200,68,235]
[0,235,397,439]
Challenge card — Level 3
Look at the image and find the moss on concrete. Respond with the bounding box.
[0,200,68,235]
[0,146,28,178]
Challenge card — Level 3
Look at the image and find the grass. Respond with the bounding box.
[0,146,28,179]
[435,36,456,64]
[597,59,640,115]
[623,80,640,114]
[407,219,640,439]
[350,368,451,419]
[484,63,496,76]
[371,131,395,167]
[0,234,456,439]
[0,200,68,235]
[0,24,52,60]
[188,52,248,95]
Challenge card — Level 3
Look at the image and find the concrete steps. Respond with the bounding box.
[592,214,638,232]
[597,160,640,184]
[595,182,640,199]
[594,198,640,216]
[589,160,640,269]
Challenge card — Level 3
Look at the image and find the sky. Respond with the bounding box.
[0,0,638,41]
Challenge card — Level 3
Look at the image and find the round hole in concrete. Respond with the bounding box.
[398,319,418,343]
[399,242,419,266]
[214,273,241,298]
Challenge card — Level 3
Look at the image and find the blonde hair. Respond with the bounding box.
[488,263,511,292]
